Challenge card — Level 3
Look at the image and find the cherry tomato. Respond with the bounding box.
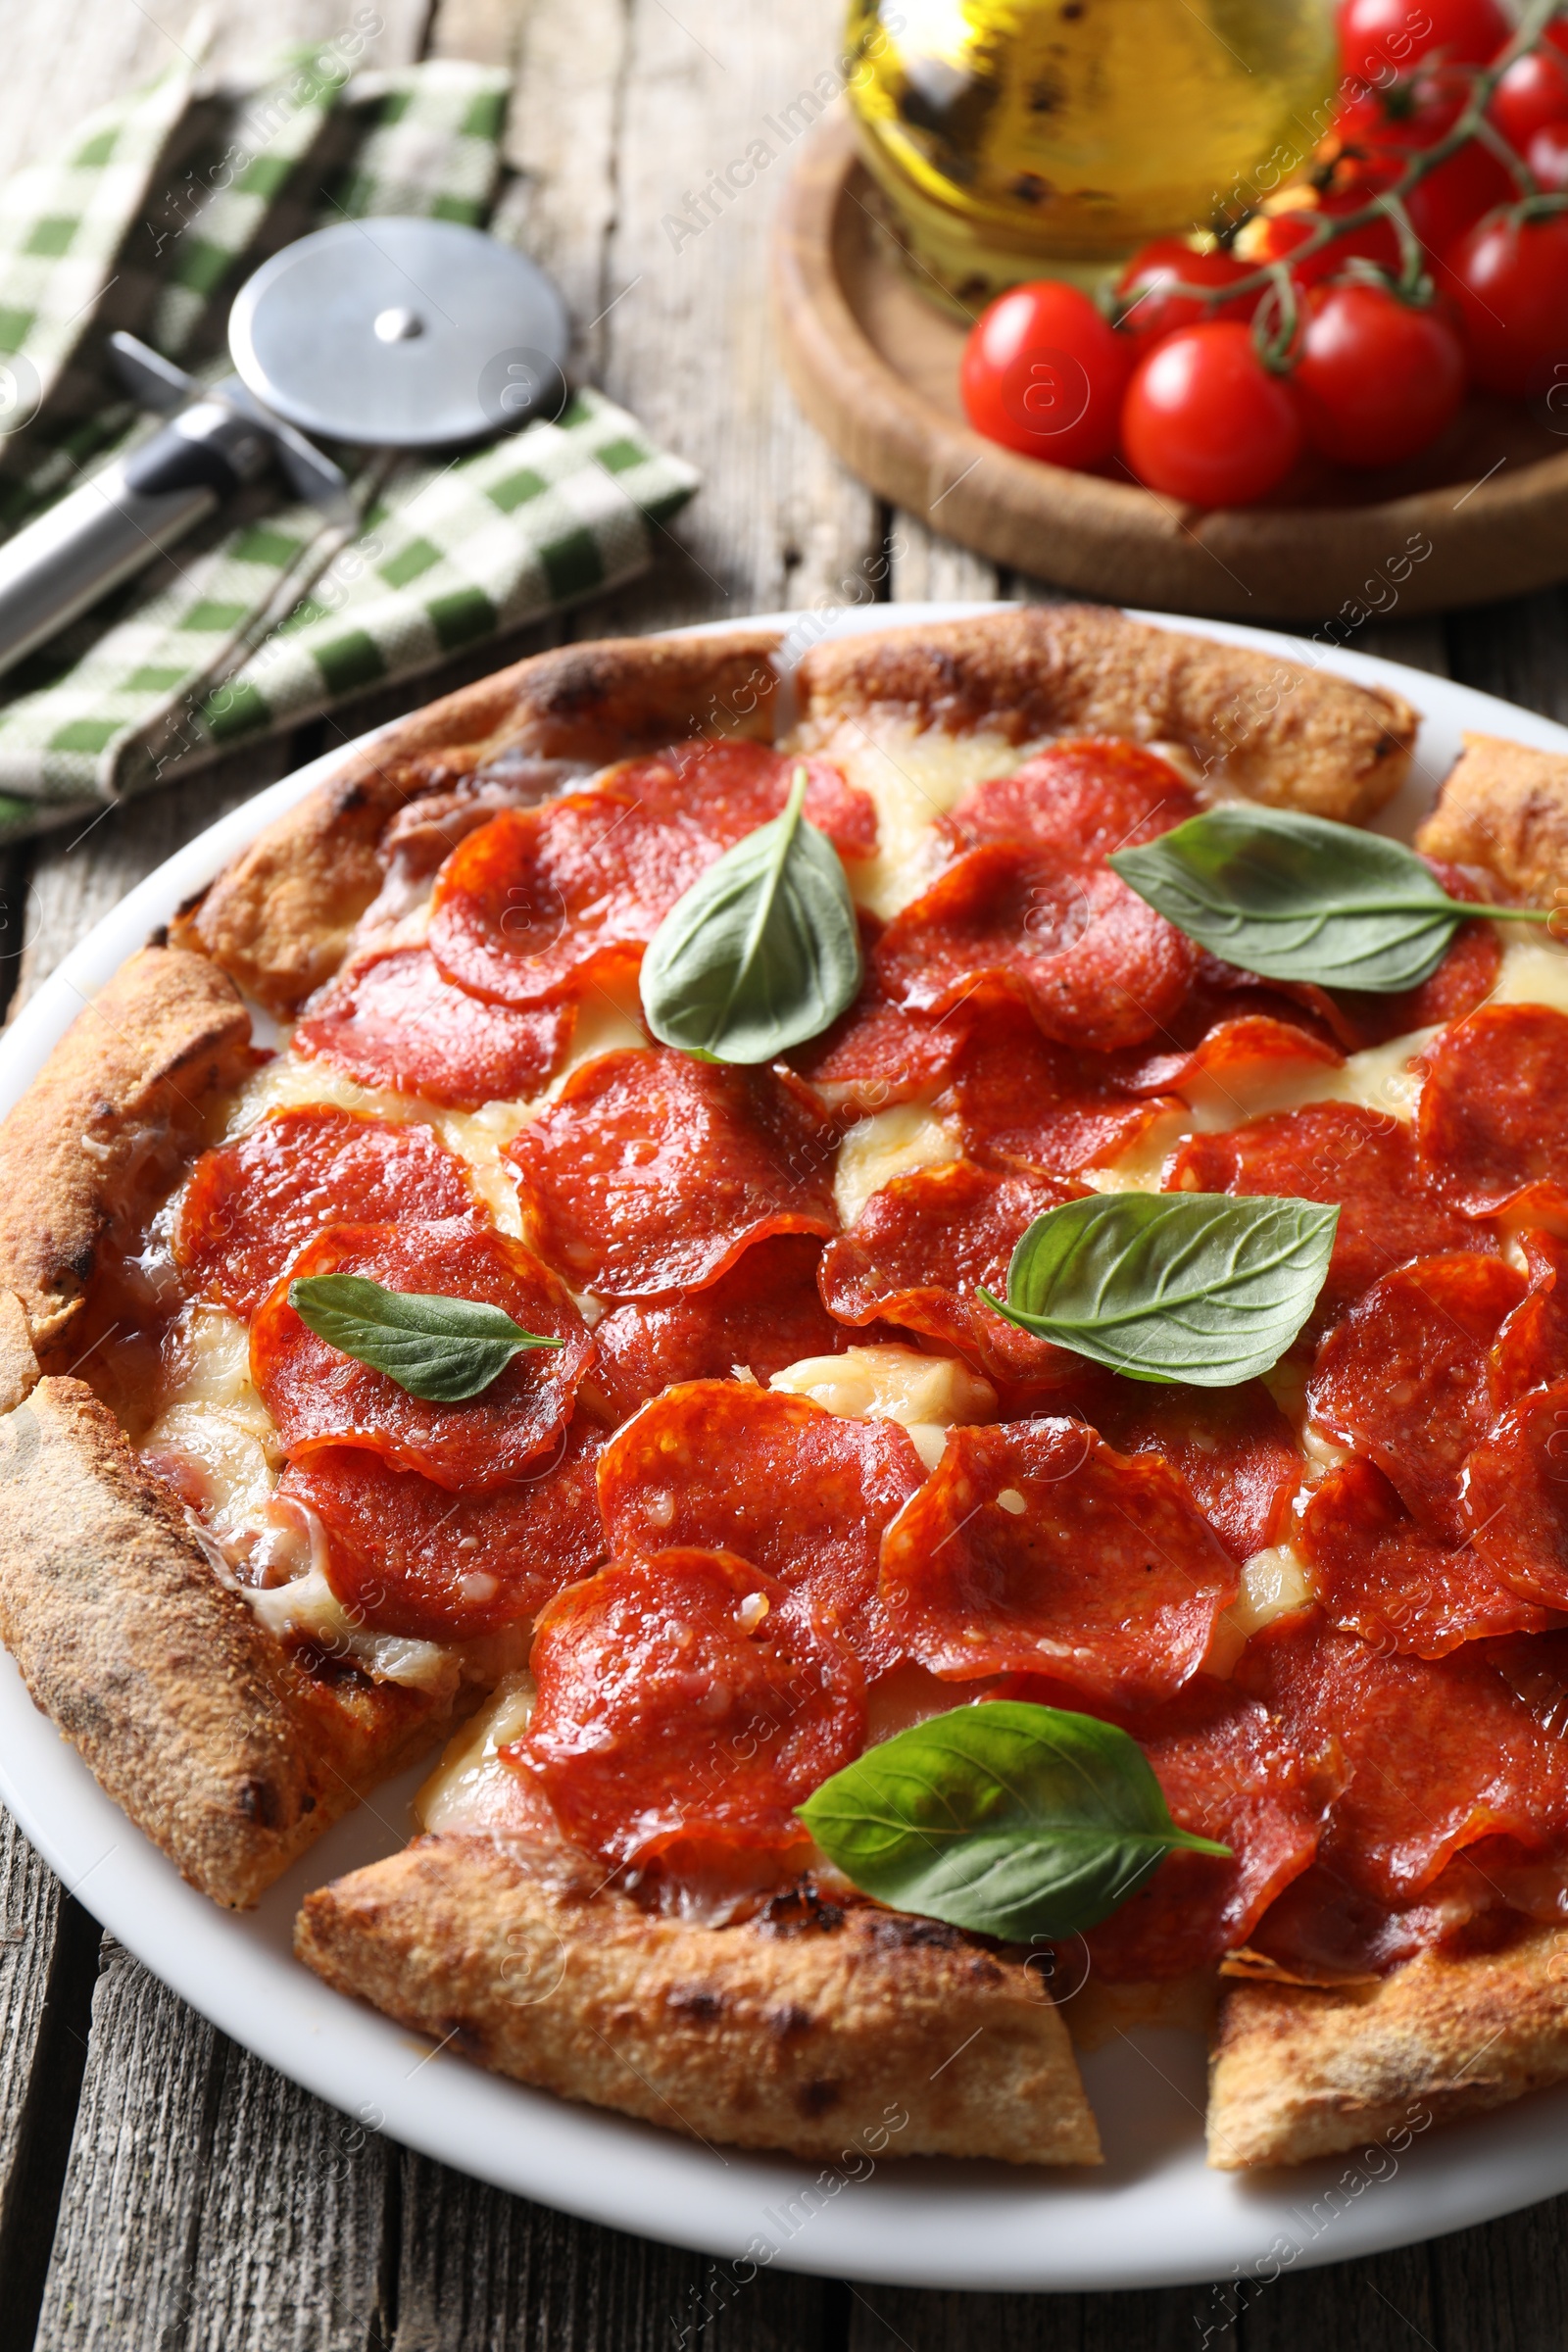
[1528,118,1568,189]
[1114,239,1258,344]
[1121,323,1303,507]
[1404,136,1515,255]
[959,280,1133,468]
[1490,49,1568,150]
[1292,281,1466,466]
[1338,0,1509,89]
[1446,208,1568,395]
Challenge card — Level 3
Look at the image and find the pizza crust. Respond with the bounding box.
[1416,730,1568,907]
[0,945,252,1366]
[795,605,1417,823]
[0,1377,459,1906]
[1207,1923,1568,2167]
[175,629,784,1014]
[296,1834,1102,2165]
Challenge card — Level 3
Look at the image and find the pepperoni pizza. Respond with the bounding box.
[2,607,1567,2172]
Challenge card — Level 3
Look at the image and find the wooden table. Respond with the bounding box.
[2,2,1567,2344]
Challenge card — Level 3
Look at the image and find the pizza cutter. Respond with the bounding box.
[0,217,570,686]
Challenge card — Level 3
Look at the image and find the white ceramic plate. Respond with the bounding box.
[3,604,1567,2295]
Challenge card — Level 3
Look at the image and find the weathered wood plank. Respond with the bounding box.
[181,2044,393,2352]
[889,515,1001,610]
[32,1939,219,2352]
[0,1817,100,2352]
[1444,584,1568,725]
[585,0,882,634]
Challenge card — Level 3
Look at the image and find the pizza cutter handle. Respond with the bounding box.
[0,397,272,687]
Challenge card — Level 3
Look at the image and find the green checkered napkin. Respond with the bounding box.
[0,48,698,838]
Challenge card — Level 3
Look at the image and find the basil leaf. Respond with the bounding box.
[1109,804,1545,992]
[288,1274,565,1402]
[977,1191,1338,1386]
[640,766,862,1062]
[799,1701,1229,1943]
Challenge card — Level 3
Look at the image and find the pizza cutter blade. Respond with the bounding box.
[0,219,570,689]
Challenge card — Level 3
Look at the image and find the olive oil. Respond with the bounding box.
[846,0,1340,307]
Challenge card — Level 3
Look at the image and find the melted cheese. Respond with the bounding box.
[806,716,1035,921]
[834,1101,958,1228]
[771,1342,997,1471]
[416,1670,539,1832]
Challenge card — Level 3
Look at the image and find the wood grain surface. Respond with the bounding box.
[2,2,1568,2346]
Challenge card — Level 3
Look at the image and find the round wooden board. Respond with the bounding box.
[772,118,1568,620]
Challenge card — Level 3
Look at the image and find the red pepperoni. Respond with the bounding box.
[788,965,971,1110]
[619,740,877,858]
[294,948,572,1111]
[589,1236,860,1423]
[597,1381,924,1678]
[1328,915,1501,1053]
[1307,1254,1526,1542]
[873,849,1199,1053]
[251,1217,593,1490]
[427,745,874,1008]
[1110,1012,1343,1102]
[1096,1378,1299,1561]
[1078,1681,1321,1981]
[1166,1102,1488,1340]
[1243,1856,1487,1982]
[1494,1231,1568,1404]
[817,1159,1086,1388]
[941,738,1199,860]
[279,1416,607,1642]
[508,1049,837,1299]
[937,1000,1178,1176]
[879,1419,1238,1704]
[510,1548,865,1868]
[1237,1615,1568,1903]
[1417,1004,1568,1219]
[1300,1457,1547,1659]
[1463,1380,1568,1609]
[175,1107,481,1318]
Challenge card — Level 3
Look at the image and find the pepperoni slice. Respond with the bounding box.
[1327,911,1501,1053]
[509,1049,837,1299]
[428,745,874,1008]
[874,851,1198,1054]
[1078,1681,1320,1982]
[175,1107,481,1318]
[817,1159,1086,1388]
[942,738,1199,860]
[1300,1457,1547,1658]
[589,1236,858,1423]
[1307,1253,1526,1542]
[279,1417,607,1642]
[937,1000,1178,1176]
[879,1419,1238,1704]
[1237,1615,1568,1903]
[1463,1381,1568,1609]
[1166,1102,1488,1340]
[1242,1856,1488,1982]
[1494,1231,1568,1404]
[294,948,573,1111]
[1096,1378,1299,1562]
[597,1381,924,1678]
[1110,1012,1343,1103]
[1417,1004,1568,1219]
[510,1548,865,1868]
[251,1217,593,1490]
[788,964,971,1111]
